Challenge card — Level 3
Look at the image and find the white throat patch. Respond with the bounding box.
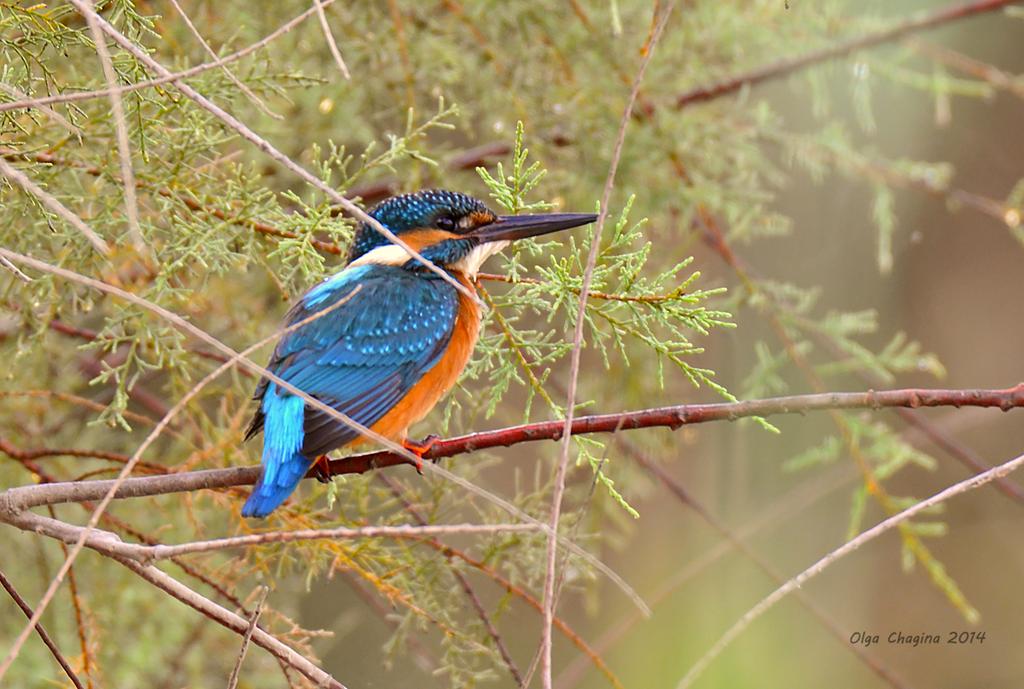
[449,241,509,277]
[347,244,420,269]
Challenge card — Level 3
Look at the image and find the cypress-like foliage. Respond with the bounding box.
[1,2,1021,687]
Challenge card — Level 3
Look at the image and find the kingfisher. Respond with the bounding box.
[241,189,596,517]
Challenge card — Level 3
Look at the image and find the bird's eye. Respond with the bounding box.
[436,215,456,231]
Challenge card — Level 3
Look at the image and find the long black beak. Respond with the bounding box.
[470,212,597,243]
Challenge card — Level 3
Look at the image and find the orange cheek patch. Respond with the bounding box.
[399,229,462,252]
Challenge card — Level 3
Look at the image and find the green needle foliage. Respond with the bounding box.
[0,1,1017,686]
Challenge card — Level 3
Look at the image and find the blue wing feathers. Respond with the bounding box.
[243,265,459,516]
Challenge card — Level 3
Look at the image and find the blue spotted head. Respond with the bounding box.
[346,189,596,277]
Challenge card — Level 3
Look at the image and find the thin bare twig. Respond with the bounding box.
[46,504,96,689]
[0,2,337,115]
[116,556,346,689]
[79,504,251,622]
[313,0,351,79]
[79,0,145,251]
[0,249,638,611]
[4,456,252,653]
[630,444,912,689]
[759,129,1015,227]
[0,436,164,474]
[4,405,331,683]
[168,0,283,119]
[8,518,543,563]
[555,463,855,689]
[417,531,626,689]
[0,255,360,682]
[675,0,1023,108]
[911,39,1024,99]
[541,6,674,686]
[800,318,1024,504]
[0,569,86,689]
[73,2,477,303]
[699,229,1024,504]
[379,475,523,686]
[0,256,31,282]
[697,213,982,619]
[226,585,269,689]
[0,389,166,432]
[676,449,1024,689]
[0,83,82,137]
[0,157,110,256]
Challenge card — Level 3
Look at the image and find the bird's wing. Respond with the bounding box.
[245,264,460,457]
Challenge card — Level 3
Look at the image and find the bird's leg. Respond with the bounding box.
[310,455,333,484]
[401,434,440,475]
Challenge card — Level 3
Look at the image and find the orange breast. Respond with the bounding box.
[358,272,481,444]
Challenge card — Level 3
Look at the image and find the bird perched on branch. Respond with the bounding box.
[242,189,596,517]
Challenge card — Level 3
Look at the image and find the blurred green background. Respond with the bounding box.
[1,1,1023,688]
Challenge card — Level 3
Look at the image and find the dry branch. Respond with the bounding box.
[1,505,542,562]
[695,210,992,620]
[676,448,1024,689]
[379,474,525,686]
[0,569,85,689]
[226,586,272,689]
[167,0,283,119]
[71,2,476,302]
[0,255,360,681]
[541,5,676,687]
[2,385,1021,515]
[0,158,110,256]
[630,443,911,689]
[0,1,338,114]
[78,0,145,251]
[115,557,347,689]
[555,463,856,689]
[675,0,1022,108]
[0,248,644,617]
[313,0,351,79]
[699,226,1024,503]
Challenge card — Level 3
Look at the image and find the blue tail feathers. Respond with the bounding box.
[242,384,310,518]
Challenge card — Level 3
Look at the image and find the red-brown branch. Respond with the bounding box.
[2,386,1021,513]
[0,437,166,474]
[475,272,683,303]
[698,220,1024,504]
[675,0,1021,108]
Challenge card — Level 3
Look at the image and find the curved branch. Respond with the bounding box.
[115,557,346,689]
[541,6,676,687]
[0,1,337,115]
[0,570,85,689]
[2,385,1021,513]
[476,271,684,303]
[0,510,541,564]
[676,448,1024,689]
[675,0,1021,108]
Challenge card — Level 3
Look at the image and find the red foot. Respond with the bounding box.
[401,435,440,475]
[310,454,333,484]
